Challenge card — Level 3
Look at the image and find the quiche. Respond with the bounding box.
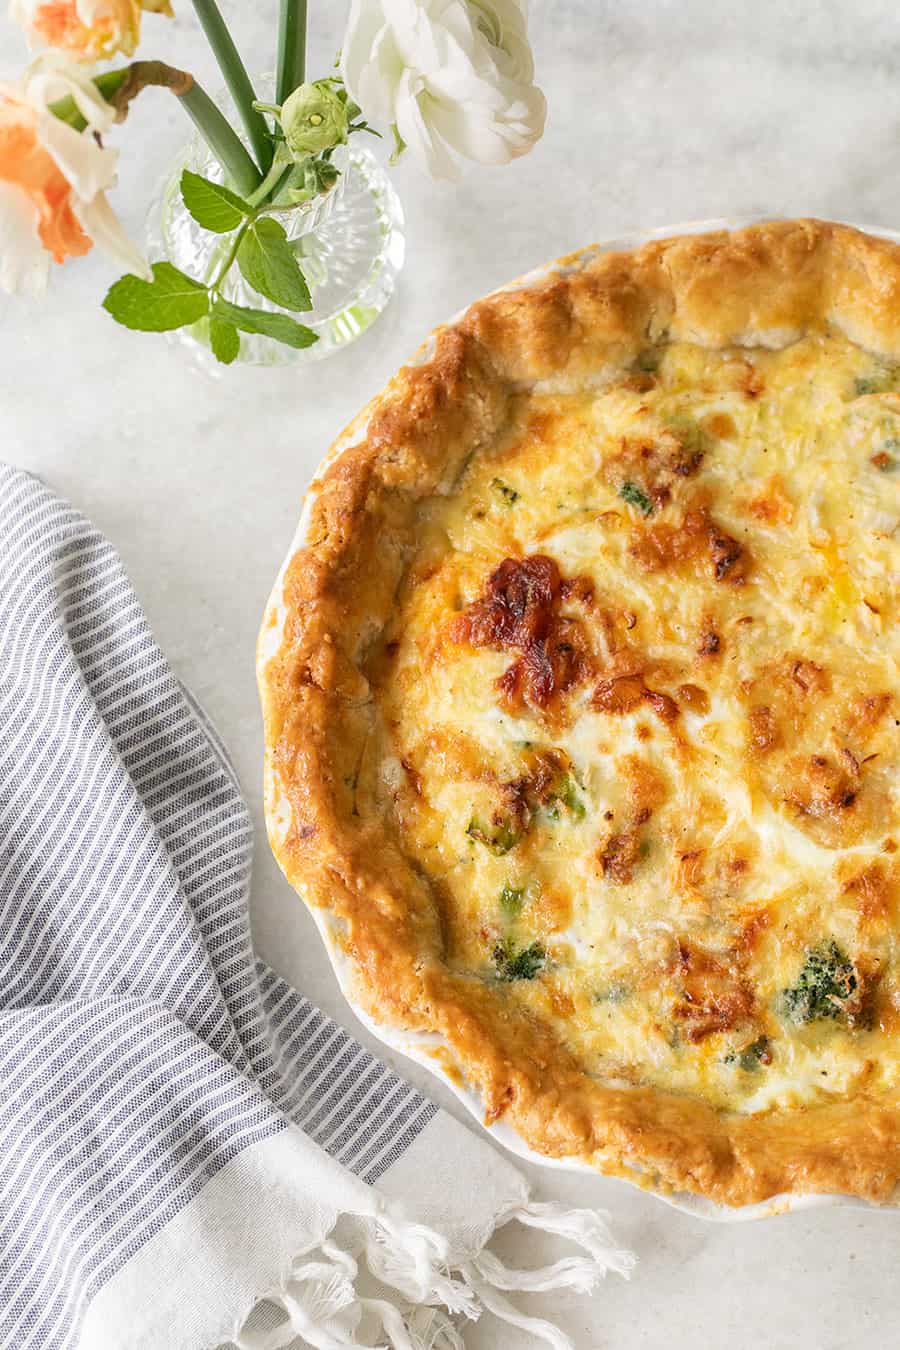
[258,220,900,1208]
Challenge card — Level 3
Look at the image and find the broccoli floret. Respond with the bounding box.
[494,939,545,982]
[778,941,857,1025]
[619,480,653,516]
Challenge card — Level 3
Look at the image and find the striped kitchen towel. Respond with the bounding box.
[0,462,632,1350]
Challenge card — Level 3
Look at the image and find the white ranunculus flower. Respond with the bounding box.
[341,0,546,181]
[0,54,149,295]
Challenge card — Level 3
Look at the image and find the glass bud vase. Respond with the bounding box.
[145,136,405,369]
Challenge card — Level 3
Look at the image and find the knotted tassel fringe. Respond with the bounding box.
[234,1200,634,1350]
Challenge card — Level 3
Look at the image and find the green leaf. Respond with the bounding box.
[209,317,240,365]
[237,218,312,311]
[103,262,209,332]
[212,297,318,349]
[180,170,251,233]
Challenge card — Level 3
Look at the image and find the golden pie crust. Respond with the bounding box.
[258,220,900,1208]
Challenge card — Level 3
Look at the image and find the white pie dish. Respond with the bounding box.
[260,215,900,1221]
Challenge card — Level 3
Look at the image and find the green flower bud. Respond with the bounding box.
[281,81,349,157]
[286,156,341,204]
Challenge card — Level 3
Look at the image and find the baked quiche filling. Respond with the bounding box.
[372,332,899,1118]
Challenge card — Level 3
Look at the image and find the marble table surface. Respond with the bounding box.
[3,2,899,1345]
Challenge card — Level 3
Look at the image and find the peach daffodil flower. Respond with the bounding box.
[0,56,150,294]
[9,0,172,63]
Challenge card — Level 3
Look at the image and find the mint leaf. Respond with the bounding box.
[209,317,240,365]
[103,262,209,332]
[212,297,318,349]
[237,218,312,311]
[180,171,251,233]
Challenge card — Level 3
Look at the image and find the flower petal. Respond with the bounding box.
[73,190,151,278]
[0,179,51,295]
[23,53,117,134]
[35,107,118,199]
[356,26,406,125]
[339,0,544,178]
[394,71,459,181]
[341,0,386,97]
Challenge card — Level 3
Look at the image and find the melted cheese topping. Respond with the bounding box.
[371,334,900,1114]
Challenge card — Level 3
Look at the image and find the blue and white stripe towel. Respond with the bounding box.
[0,462,631,1350]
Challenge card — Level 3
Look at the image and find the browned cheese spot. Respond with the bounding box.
[603,428,704,510]
[673,941,756,1043]
[449,555,594,716]
[629,501,749,585]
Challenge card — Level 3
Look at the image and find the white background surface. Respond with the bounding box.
[3,2,900,1345]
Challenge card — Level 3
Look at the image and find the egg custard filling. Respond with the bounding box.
[374,333,898,1116]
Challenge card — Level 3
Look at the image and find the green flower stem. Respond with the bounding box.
[276,0,308,103]
[211,215,254,292]
[260,165,295,208]
[208,162,292,290]
[178,82,261,197]
[190,0,273,172]
[246,156,290,208]
[49,68,129,129]
[48,62,260,199]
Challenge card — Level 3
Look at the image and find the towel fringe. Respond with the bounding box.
[496,1200,636,1280]
[234,1199,633,1349]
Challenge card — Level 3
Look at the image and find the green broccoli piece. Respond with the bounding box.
[778,941,857,1025]
[619,481,653,516]
[491,477,520,506]
[499,882,525,917]
[494,939,545,982]
[854,367,897,397]
[594,982,631,1005]
[546,774,586,822]
[724,1036,772,1071]
[466,816,520,855]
